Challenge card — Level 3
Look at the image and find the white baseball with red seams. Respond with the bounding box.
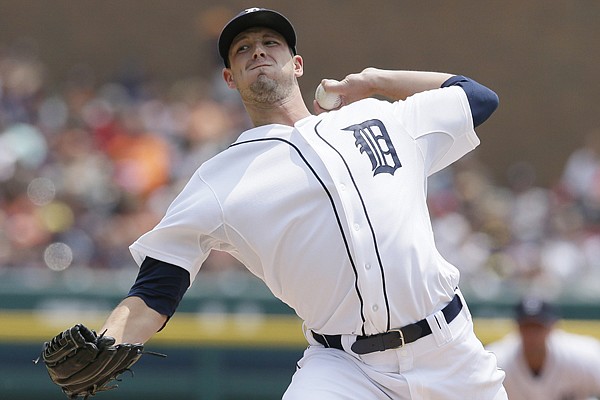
[315,83,342,110]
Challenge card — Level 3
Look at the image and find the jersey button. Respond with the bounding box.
[339,183,346,191]
[365,263,371,270]
[353,223,360,231]
[372,304,379,312]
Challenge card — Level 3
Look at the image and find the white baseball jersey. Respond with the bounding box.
[130,85,478,336]
[487,330,600,400]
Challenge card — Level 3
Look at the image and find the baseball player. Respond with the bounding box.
[487,297,600,400]
[40,7,506,399]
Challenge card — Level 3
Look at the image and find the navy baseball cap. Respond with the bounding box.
[515,297,559,325]
[218,7,297,67]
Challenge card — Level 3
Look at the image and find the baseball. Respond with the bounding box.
[315,83,342,110]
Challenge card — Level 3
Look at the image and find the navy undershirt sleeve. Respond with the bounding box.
[127,256,190,322]
[441,75,499,128]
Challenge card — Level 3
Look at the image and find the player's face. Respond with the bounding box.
[518,320,552,352]
[222,28,303,104]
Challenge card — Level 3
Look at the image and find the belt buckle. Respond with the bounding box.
[389,328,406,349]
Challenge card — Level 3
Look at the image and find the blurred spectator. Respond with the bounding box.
[486,297,600,400]
[506,161,550,243]
[0,37,247,273]
[561,130,600,230]
[0,37,45,127]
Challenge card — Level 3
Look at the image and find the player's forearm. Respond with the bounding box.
[100,296,167,344]
[317,68,455,109]
[362,68,454,100]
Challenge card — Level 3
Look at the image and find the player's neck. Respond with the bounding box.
[523,348,547,376]
[245,90,311,127]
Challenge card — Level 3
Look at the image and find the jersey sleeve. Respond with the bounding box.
[441,75,499,127]
[129,171,224,282]
[392,85,479,176]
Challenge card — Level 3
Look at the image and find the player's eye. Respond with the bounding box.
[264,40,280,47]
[235,44,250,53]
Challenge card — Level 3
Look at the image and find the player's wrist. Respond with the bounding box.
[359,67,381,97]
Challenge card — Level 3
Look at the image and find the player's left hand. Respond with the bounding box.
[37,324,144,398]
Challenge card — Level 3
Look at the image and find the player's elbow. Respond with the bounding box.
[442,75,499,128]
[471,88,499,127]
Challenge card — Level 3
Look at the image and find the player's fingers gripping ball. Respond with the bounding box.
[315,82,342,110]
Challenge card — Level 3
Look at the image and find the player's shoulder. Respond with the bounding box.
[487,330,519,345]
[322,97,393,118]
[234,124,295,143]
[550,330,600,358]
[345,97,391,109]
[407,84,467,104]
[551,329,600,345]
[486,332,520,356]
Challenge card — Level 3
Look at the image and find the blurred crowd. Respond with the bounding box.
[428,133,600,300]
[1,39,599,300]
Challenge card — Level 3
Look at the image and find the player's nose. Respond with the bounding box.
[252,44,267,59]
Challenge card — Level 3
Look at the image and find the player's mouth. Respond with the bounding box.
[248,62,272,71]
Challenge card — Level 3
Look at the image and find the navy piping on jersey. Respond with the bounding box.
[442,75,499,128]
[229,138,368,334]
[314,120,392,333]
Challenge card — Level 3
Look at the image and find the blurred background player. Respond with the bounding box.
[487,296,600,400]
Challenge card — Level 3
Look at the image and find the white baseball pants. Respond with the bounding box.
[283,297,507,400]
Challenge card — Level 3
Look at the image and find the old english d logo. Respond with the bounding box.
[343,119,401,176]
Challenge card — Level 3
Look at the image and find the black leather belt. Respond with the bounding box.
[312,293,463,355]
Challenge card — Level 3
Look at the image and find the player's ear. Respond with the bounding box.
[293,55,304,78]
[222,68,236,89]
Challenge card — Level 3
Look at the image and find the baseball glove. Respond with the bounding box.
[38,324,144,399]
